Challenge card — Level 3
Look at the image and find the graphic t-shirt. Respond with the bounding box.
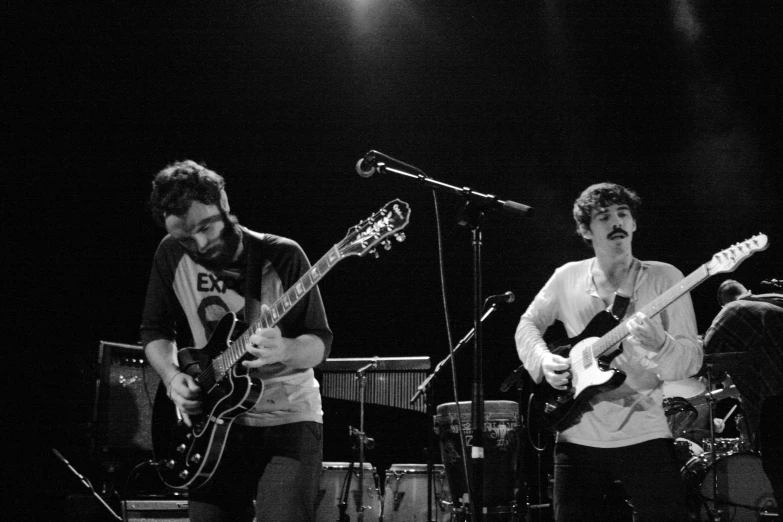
[140,228,333,427]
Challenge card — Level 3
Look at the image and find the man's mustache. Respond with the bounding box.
[608,229,628,239]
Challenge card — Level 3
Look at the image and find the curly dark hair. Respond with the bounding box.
[572,182,641,244]
[149,160,225,227]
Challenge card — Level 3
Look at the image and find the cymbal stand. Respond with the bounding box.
[704,363,722,522]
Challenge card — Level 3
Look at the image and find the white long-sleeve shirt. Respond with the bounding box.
[515,258,703,447]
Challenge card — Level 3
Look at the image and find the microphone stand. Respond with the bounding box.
[52,448,122,522]
[365,150,533,522]
[412,304,504,522]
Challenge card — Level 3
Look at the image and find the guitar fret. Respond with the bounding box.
[326,246,341,266]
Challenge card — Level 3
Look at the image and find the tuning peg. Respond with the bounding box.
[369,249,379,259]
[382,239,392,251]
[394,232,406,242]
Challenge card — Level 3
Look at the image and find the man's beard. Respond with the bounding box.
[189,211,242,270]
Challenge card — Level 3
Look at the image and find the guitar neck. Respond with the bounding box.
[219,245,343,370]
[592,264,709,358]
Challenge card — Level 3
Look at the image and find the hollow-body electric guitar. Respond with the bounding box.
[151,199,411,489]
[531,234,768,432]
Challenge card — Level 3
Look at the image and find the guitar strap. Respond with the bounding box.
[610,258,639,321]
[601,260,638,360]
[244,231,265,325]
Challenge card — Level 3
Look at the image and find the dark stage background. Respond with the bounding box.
[9,1,781,519]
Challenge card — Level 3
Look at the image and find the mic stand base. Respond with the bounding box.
[52,448,122,522]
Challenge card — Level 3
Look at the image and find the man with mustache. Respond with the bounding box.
[140,160,332,522]
[515,182,702,522]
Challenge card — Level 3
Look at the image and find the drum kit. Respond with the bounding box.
[664,352,778,522]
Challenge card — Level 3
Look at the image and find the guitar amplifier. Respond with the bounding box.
[122,499,189,522]
[94,341,160,456]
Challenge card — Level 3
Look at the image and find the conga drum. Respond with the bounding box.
[434,401,520,520]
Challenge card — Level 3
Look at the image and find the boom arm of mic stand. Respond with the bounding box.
[377,163,534,219]
[411,305,499,404]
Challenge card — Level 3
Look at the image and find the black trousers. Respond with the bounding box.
[187,422,323,522]
[553,439,689,522]
[760,394,783,507]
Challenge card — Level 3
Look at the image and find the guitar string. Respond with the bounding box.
[194,245,343,386]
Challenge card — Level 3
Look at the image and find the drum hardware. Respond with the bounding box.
[681,452,777,522]
[383,464,452,521]
[684,354,777,521]
[319,356,432,521]
[412,305,504,522]
[318,462,380,522]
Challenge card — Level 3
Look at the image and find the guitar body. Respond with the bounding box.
[152,312,265,489]
[531,310,627,432]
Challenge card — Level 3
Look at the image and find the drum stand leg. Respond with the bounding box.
[703,363,725,522]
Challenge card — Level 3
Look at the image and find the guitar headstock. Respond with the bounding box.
[339,199,411,258]
[706,233,769,275]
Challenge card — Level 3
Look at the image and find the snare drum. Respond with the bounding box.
[702,437,752,455]
[317,462,380,522]
[383,463,452,521]
[434,401,519,517]
[681,452,777,522]
[674,437,704,465]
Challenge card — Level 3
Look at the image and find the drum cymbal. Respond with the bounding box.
[663,377,706,399]
[689,385,741,407]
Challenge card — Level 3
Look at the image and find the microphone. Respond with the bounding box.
[485,291,515,306]
[355,153,377,178]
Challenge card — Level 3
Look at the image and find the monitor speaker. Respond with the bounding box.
[122,500,189,522]
[94,341,160,457]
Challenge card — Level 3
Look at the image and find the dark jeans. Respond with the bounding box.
[553,439,688,522]
[188,421,323,522]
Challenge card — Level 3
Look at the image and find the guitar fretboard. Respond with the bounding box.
[213,245,343,379]
[590,264,710,358]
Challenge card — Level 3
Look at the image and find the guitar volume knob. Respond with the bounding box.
[178,470,190,480]
[176,444,187,453]
[190,454,202,464]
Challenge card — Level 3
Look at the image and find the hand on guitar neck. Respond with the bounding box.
[625,312,667,352]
